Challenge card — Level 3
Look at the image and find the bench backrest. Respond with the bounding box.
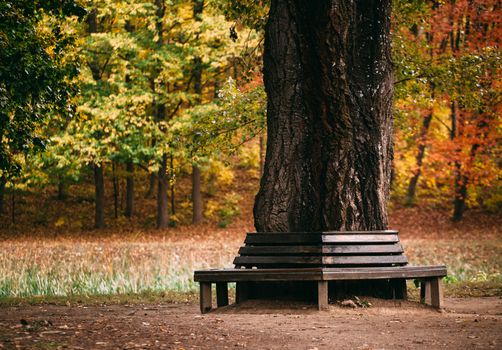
[233,230,408,268]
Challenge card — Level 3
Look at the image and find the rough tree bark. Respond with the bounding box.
[254,0,394,232]
[94,163,105,229]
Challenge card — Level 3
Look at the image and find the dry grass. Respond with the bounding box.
[0,230,244,297]
[1,215,501,299]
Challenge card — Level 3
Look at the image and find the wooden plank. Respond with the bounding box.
[238,246,323,255]
[199,282,212,314]
[322,266,447,280]
[318,281,328,310]
[234,255,407,267]
[246,230,399,235]
[322,230,399,235]
[194,266,447,282]
[244,233,400,245]
[238,244,404,255]
[322,255,408,266]
[216,282,228,307]
[194,268,323,282]
[322,234,399,243]
[245,234,322,245]
[322,244,404,254]
[234,256,322,266]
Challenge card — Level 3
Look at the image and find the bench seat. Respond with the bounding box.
[194,265,447,313]
[194,231,447,313]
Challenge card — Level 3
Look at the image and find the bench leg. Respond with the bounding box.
[392,279,407,300]
[430,277,443,309]
[420,279,431,305]
[236,281,249,304]
[216,282,229,307]
[318,281,328,310]
[200,282,212,314]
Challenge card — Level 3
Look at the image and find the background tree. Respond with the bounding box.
[0,0,84,213]
[393,0,501,220]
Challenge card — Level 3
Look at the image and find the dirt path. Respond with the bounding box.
[1,297,501,350]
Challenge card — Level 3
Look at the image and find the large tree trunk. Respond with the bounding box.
[94,163,105,229]
[254,0,393,232]
[125,159,134,217]
[157,154,169,229]
[191,0,204,225]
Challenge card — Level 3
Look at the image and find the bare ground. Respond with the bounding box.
[1,297,501,350]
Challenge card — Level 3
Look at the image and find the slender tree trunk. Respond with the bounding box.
[405,110,433,205]
[191,0,205,225]
[125,160,134,217]
[452,172,467,222]
[157,154,169,229]
[170,154,176,215]
[94,163,105,229]
[146,173,156,198]
[0,177,5,215]
[11,190,15,225]
[112,161,119,219]
[450,101,465,221]
[87,7,106,229]
[254,0,394,232]
[153,0,170,229]
[192,166,203,224]
[57,175,67,200]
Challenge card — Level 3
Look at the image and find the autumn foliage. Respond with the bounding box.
[0,0,500,230]
[393,0,501,219]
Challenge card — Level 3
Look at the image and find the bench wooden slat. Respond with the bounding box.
[233,255,408,266]
[244,233,399,245]
[323,255,408,265]
[322,266,447,280]
[322,230,398,234]
[246,230,399,235]
[245,234,322,244]
[238,246,323,255]
[238,244,404,256]
[234,256,322,266]
[194,266,447,282]
[323,243,403,254]
[322,234,399,243]
[194,268,324,282]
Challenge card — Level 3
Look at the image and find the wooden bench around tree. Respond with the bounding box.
[193,231,447,313]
